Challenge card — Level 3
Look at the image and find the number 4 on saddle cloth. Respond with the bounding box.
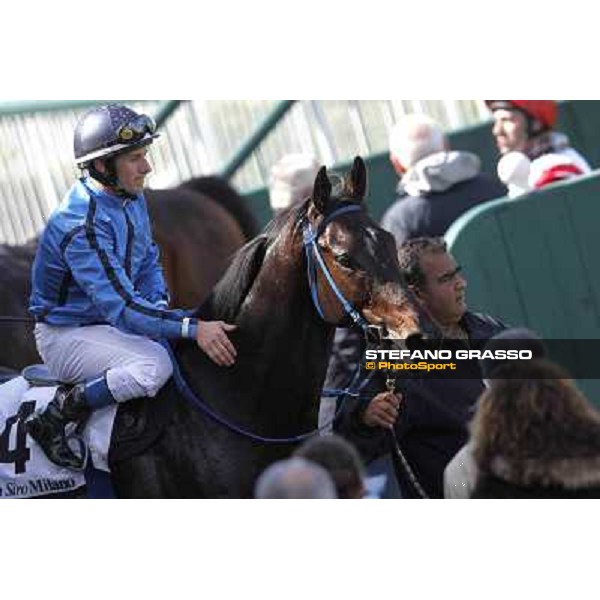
[0,365,176,499]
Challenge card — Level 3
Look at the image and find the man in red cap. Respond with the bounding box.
[486,100,591,191]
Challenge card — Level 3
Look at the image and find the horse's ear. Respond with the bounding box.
[349,156,368,201]
[311,166,331,214]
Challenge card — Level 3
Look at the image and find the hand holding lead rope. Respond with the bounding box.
[362,388,402,429]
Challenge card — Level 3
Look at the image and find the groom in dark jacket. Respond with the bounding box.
[328,237,506,498]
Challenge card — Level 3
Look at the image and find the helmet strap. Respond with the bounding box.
[87,157,137,200]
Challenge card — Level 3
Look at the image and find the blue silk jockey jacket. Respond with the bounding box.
[29,177,198,340]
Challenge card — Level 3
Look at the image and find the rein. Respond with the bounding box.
[169,204,376,444]
[167,342,375,444]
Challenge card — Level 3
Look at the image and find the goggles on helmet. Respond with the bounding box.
[117,114,157,144]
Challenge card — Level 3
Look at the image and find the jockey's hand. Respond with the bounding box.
[196,320,237,367]
[362,391,402,429]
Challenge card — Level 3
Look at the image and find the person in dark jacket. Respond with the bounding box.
[328,237,505,498]
[470,359,600,498]
[381,114,506,247]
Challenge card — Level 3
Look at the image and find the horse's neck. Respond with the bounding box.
[177,239,334,430]
[238,236,333,371]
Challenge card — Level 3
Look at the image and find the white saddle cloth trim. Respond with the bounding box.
[0,377,116,499]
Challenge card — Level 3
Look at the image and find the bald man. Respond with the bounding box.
[254,457,338,499]
[381,113,506,247]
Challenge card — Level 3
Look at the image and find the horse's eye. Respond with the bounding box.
[335,253,354,269]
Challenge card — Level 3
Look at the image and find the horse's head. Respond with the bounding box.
[302,156,433,344]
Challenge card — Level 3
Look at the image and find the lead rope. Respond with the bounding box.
[385,375,430,499]
[385,326,471,499]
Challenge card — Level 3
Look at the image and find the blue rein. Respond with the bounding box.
[169,203,374,444]
[167,342,375,444]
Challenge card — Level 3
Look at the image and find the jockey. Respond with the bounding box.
[26,103,237,470]
[486,100,591,190]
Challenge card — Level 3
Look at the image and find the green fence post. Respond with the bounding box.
[220,100,296,180]
[153,100,182,129]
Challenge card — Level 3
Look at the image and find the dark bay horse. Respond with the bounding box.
[0,239,38,376]
[110,157,431,498]
[0,176,258,371]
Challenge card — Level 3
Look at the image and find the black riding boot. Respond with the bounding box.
[26,384,91,470]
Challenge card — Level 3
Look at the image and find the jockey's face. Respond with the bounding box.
[492,108,529,155]
[114,146,153,194]
[414,250,467,326]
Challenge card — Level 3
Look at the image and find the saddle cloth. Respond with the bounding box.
[0,376,116,499]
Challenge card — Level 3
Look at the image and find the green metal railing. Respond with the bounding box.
[220,100,296,179]
[0,101,143,116]
[153,101,183,129]
[0,100,178,125]
[0,99,494,243]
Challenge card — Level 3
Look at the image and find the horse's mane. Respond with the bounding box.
[206,234,269,322]
[196,201,309,322]
[179,176,259,240]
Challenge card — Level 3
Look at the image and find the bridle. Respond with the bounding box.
[302,202,430,496]
[170,202,383,444]
[301,203,370,332]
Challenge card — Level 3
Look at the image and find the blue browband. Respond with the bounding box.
[301,204,370,331]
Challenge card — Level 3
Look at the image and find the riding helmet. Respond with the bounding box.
[485,100,558,135]
[73,103,160,167]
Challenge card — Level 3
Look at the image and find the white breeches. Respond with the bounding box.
[34,323,173,403]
